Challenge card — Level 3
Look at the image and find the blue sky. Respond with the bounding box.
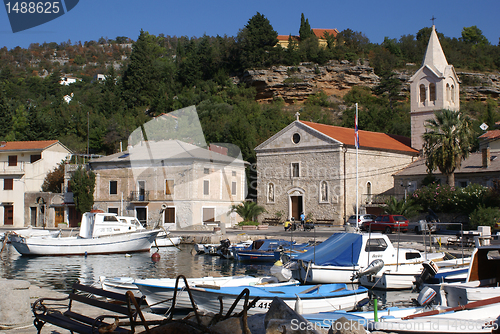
[0,0,499,50]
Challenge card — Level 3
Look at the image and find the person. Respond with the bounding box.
[284,220,291,231]
[300,212,305,230]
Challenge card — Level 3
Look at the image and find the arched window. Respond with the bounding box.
[429,83,436,102]
[451,85,455,104]
[419,84,426,104]
[366,182,372,204]
[320,181,328,202]
[446,83,451,103]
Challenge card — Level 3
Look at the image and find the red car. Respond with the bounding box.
[362,215,409,233]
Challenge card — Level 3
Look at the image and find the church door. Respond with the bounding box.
[290,196,303,221]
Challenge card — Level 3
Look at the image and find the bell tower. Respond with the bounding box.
[409,25,460,151]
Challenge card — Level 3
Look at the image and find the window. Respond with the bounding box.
[232,171,236,177]
[291,163,300,178]
[429,83,436,102]
[365,238,388,252]
[8,155,17,167]
[231,181,237,196]
[204,168,210,174]
[203,208,215,223]
[109,180,117,195]
[203,180,209,195]
[4,178,13,190]
[459,181,468,188]
[30,154,41,163]
[292,133,301,144]
[165,179,174,195]
[108,207,119,214]
[419,84,426,104]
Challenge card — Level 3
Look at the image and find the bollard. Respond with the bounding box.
[0,279,31,328]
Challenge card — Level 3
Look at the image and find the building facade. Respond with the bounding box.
[0,140,72,228]
[255,119,418,225]
[89,140,247,229]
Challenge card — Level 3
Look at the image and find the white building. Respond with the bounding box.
[0,140,72,227]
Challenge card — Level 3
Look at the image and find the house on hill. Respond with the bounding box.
[0,140,72,228]
[255,117,418,225]
[277,28,339,49]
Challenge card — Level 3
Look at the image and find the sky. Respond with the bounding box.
[0,0,499,50]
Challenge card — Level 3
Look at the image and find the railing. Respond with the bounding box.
[129,191,150,202]
[0,161,25,173]
[363,193,391,205]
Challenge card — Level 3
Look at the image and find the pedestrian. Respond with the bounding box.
[300,212,305,230]
[284,220,291,231]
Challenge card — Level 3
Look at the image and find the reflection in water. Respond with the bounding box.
[0,244,273,293]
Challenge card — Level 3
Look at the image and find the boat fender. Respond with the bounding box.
[294,294,303,314]
[151,252,160,262]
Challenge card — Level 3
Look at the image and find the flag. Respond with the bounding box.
[354,111,359,148]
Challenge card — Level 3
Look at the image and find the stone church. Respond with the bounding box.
[255,25,461,225]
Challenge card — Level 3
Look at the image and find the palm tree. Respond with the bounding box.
[423,109,473,186]
[383,196,421,218]
[230,201,266,222]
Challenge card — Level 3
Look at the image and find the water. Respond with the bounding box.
[0,244,273,293]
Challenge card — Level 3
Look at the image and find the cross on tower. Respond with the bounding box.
[430,16,437,26]
[295,111,300,121]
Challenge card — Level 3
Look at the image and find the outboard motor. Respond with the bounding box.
[416,286,437,306]
[354,259,384,280]
[413,260,439,291]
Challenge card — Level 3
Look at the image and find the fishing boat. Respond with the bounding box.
[152,230,182,248]
[99,276,142,297]
[188,283,369,316]
[236,239,309,262]
[134,275,300,313]
[1,226,61,242]
[9,211,160,256]
[289,233,444,285]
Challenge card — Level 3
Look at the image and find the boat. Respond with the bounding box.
[152,230,182,248]
[99,276,142,297]
[9,211,160,256]
[236,239,309,262]
[289,232,444,285]
[1,226,61,242]
[188,283,369,316]
[134,275,300,313]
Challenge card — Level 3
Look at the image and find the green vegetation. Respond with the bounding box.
[231,201,266,223]
[70,166,96,215]
[382,196,422,218]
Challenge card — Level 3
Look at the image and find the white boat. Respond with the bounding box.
[99,276,142,297]
[1,226,61,242]
[188,283,369,316]
[152,230,181,248]
[9,211,160,256]
[290,232,444,285]
[134,275,300,313]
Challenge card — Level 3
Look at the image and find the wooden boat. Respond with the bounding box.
[152,230,181,247]
[1,226,61,242]
[134,275,299,313]
[290,233,444,285]
[188,283,369,315]
[99,276,142,297]
[9,211,160,256]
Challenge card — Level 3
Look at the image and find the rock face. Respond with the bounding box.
[238,60,380,103]
[236,60,500,104]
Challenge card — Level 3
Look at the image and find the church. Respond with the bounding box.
[255,25,472,225]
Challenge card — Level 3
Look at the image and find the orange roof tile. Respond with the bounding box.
[301,121,418,154]
[312,28,339,38]
[479,129,500,140]
[0,140,59,151]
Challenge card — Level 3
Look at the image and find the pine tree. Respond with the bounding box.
[70,166,96,215]
[299,13,313,41]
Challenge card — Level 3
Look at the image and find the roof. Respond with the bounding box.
[90,140,247,166]
[479,129,500,140]
[312,28,339,38]
[300,121,419,154]
[395,152,500,176]
[0,140,60,152]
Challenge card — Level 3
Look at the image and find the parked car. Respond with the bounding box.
[348,214,377,228]
[408,220,437,234]
[362,215,409,233]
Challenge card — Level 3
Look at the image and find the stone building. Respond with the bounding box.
[255,118,418,225]
[88,140,247,230]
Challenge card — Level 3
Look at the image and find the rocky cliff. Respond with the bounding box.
[237,60,500,104]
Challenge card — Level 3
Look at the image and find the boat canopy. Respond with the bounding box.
[293,233,362,266]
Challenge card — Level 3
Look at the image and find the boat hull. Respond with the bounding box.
[9,230,160,256]
[153,234,181,247]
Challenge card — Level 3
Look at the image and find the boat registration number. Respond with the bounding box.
[254,302,271,310]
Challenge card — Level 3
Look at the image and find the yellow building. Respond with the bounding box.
[277,28,339,48]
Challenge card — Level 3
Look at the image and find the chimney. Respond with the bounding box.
[482,147,491,168]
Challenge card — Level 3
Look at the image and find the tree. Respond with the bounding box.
[230,201,266,222]
[236,12,278,70]
[382,196,421,218]
[70,166,96,215]
[423,109,474,186]
[299,13,313,41]
[42,161,65,193]
[461,26,489,46]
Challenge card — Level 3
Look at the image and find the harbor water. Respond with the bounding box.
[0,242,416,310]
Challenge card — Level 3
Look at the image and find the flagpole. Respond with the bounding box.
[355,103,359,231]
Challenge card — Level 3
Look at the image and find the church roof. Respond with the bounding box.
[421,25,449,74]
[300,121,419,154]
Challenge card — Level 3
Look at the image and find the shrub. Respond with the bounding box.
[237,221,260,226]
[469,205,500,228]
[455,184,490,215]
[411,183,457,212]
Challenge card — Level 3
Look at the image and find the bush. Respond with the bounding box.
[237,221,259,226]
[469,206,500,228]
[455,184,490,215]
[411,183,457,212]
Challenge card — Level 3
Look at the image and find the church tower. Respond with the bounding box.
[409,25,460,150]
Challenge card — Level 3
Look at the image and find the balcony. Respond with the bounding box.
[129,191,150,203]
[0,161,25,175]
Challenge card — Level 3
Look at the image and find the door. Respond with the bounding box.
[290,196,303,221]
[138,181,145,201]
[164,208,175,224]
[4,205,13,225]
[55,207,64,226]
[136,207,147,227]
[30,207,37,226]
